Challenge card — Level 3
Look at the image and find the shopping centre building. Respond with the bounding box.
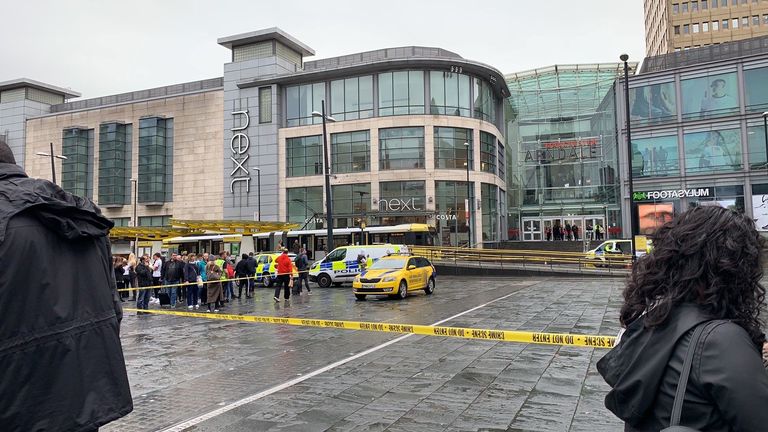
[618,36,768,236]
[5,28,509,249]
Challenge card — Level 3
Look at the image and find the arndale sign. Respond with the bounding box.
[633,188,711,201]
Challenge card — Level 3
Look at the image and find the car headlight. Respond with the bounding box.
[381,276,396,282]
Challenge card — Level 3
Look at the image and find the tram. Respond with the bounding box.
[164,223,436,260]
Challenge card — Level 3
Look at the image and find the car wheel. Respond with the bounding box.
[317,273,332,288]
[397,280,408,300]
[425,277,435,295]
[262,273,272,288]
[355,294,367,301]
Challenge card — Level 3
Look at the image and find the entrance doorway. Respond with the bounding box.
[522,215,605,241]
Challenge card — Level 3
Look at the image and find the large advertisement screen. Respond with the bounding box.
[632,136,679,177]
[629,82,676,124]
[681,72,739,120]
[752,194,768,232]
[638,202,674,235]
[683,128,741,174]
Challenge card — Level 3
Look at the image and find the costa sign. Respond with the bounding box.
[229,109,250,193]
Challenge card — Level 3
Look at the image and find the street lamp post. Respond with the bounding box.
[35,142,67,185]
[356,190,369,245]
[250,166,261,220]
[130,178,138,255]
[464,141,472,247]
[312,102,336,253]
[621,54,636,258]
[762,112,768,168]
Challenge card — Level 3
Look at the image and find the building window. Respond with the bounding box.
[378,71,424,116]
[742,16,749,27]
[673,3,680,13]
[755,15,761,25]
[434,127,472,169]
[703,21,709,31]
[733,18,739,29]
[713,20,720,30]
[692,1,699,11]
[473,79,496,123]
[674,25,681,34]
[722,0,728,6]
[331,130,370,173]
[723,19,729,29]
[702,0,708,9]
[684,23,691,33]
[683,2,689,12]
[379,127,425,170]
[286,82,325,127]
[331,183,370,228]
[481,183,498,242]
[497,140,506,180]
[712,0,718,7]
[138,215,170,227]
[681,71,739,120]
[480,131,497,173]
[98,122,131,206]
[287,187,324,229]
[286,135,322,177]
[683,128,742,174]
[61,127,93,199]
[693,23,700,33]
[744,66,768,112]
[110,217,130,227]
[138,117,172,204]
[435,181,470,247]
[430,71,471,117]
[748,125,768,168]
[631,136,680,177]
[259,87,272,124]
[763,14,768,24]
[330,75,373,121]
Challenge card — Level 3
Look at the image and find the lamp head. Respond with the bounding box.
[311,111,322,117]
[620,54,629,62]
[762,111,768,119]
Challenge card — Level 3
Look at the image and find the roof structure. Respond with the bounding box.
[170,219,298,234]
[0,78,80,99]
[217,27,315,56]
[109,227,201,241]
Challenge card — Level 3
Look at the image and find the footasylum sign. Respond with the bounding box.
[633,187,711,201]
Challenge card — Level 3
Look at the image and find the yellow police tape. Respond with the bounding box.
[122,308,616,349]
[118,272,305,292]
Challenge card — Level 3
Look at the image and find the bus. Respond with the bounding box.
[163,223,436,260]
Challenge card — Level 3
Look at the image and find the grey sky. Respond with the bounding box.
[1,0,645,99]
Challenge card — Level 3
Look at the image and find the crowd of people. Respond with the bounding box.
[113,247,312,314]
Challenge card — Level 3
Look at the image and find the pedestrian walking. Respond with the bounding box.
[183,253,200,309]
[0,141,132,429]
[121,258,133,300]
[597,206,768,431]
[274,248,293,301]
[294,247,311,295]
[245,252,257,297]
[151,252,163,297]
[114,257,126,302]
[205,257,224,312]
[135,255,153,313]
[235,253,249,299]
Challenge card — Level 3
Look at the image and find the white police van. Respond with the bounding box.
[308,244,408,288]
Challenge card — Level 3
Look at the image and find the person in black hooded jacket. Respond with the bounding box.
[0,142,133,431]
[598,205,768,431]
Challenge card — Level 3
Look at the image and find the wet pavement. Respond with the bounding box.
[105,276,625,432]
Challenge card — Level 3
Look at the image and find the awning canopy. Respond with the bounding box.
[109,227,200,241]
[170,219,298,234]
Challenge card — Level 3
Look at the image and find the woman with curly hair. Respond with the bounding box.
[598,205,768,431]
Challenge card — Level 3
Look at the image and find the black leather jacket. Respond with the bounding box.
[598,303,768,431]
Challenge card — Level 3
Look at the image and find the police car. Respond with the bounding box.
[308,244,408,288]
[253,252,299,287]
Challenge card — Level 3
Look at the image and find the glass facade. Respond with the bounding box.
[138,215,171,227]
[435,180,470,246]
[434,127,472,169]
[138,117,172,203]
[480,131,496,173]
[747,124,767,169]
[629,82,677,125]
[379,127,425,170]
[744,66,768,113]
[331,76,373,121]
[286,135,322,177]
[287,186,324,229]
[331,130,369,173]
[61,127,93,199]
[481,183,498,242]
[683,127,742,174]
[474,79,497,122]
[331,183,371,228]
[429,71,471,117]
[631,135,679,177]
[378,71,424,116]
[259,87,272,123]
[507,64,623,240]
[98,122,130,206]
[286,82,325,127]
[378,181,427,225]
[680,71,739,120]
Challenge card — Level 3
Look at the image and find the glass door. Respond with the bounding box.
[522,218,542,241]
[583,217,605,241]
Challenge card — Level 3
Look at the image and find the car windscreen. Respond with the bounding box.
[368,258,407,269]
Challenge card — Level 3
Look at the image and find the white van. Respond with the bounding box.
[308,244,409,288]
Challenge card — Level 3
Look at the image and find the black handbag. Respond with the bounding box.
[661,321,720,432]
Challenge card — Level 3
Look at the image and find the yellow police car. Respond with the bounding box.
[352,255,436,300]
[254,253,299,287]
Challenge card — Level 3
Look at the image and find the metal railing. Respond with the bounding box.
[409,245,632,276]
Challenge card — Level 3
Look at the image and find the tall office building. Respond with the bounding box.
[645,0,768,55]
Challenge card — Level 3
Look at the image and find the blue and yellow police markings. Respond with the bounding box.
[124,308,616,349]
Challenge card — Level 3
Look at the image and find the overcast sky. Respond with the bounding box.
[0,0,645,99]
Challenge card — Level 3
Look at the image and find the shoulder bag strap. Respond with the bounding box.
[669,321,716,427]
